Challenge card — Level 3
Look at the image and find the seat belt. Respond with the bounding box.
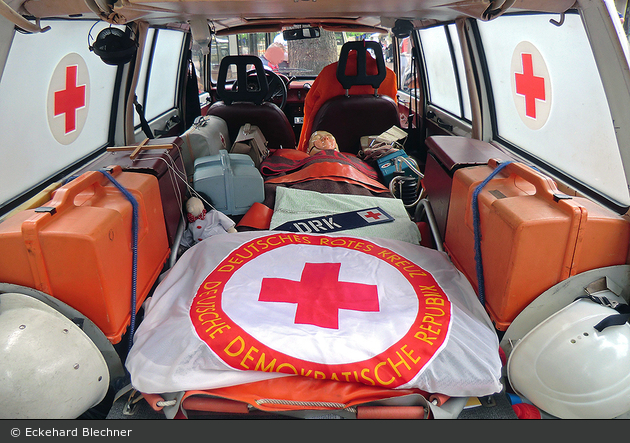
[133,95,154,139]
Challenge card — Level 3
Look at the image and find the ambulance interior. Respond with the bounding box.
[1,0,630,420]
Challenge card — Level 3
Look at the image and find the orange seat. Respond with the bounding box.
[297,41,399,155]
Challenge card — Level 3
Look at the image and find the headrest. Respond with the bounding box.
[216,55,269,105]
[336,41,387,91]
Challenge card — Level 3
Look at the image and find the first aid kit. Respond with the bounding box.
[423,135,513,240]
[0,166,170,343]
[74,136,187,247]
[444,159,630,330]
[376,150,416,185]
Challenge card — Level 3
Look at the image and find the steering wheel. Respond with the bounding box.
[245,69,288,110]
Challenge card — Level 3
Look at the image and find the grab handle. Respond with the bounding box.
[487,158,563,202]
[47,165,124,215]
[20,166,124,295]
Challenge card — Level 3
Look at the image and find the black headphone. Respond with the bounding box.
[392,19,414,39]
[89,25,137,66]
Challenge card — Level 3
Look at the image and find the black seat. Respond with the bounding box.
[310,41,400,155]
[205,55,296,149]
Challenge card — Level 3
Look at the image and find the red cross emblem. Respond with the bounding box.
[363,210,383,221]
[258,262,379,329]
[514,53,545,119]
[54,65,86,134]
[190,233,453,389]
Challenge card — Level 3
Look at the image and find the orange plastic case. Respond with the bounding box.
[444,160,630,330]
[0,166,169,343]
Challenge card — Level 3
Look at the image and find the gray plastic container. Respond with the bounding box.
[193,151,264,215]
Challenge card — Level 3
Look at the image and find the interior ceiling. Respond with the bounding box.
[19,0,577,32]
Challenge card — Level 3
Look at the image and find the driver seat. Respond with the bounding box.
[205,55,296,149]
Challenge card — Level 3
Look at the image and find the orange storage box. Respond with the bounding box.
[444,159,630,330]
[0,166,170,343]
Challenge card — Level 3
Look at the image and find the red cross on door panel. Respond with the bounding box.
[47,53,90,145]
[259,262,379,329]
[54,65,86,134]
[515,53,545,119]
[510,41,551,130]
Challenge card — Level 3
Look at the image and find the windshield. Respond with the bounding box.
[194,29,393,88]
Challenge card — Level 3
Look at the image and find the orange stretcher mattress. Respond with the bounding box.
[139,376,432,419]
[444,159,630,330]
[0,166,170,343]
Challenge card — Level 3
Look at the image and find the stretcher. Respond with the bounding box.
[0,142,505,419]
[123,148,504,419]
[125,377,442,419]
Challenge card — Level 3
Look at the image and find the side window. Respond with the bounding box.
[476,13,630,206]
[398,36,414,91]
[191,41,208,94]
[379,33,394,72]
[447,24,471,121]
[395,34,422,133]
[0,20,119,212]
[419,24,471,120]
[135,28,185,126]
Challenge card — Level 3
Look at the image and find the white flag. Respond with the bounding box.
[126,231,502,397]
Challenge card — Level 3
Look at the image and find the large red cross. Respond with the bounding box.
[54,65,86,134]
[514,53,545,119]
[259,262,379,329]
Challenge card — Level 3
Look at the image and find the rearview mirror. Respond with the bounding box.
[283,27,321,41]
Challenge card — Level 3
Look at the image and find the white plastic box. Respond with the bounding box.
[193,151,264,215]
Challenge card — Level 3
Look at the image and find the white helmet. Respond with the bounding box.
[0,292,110,419]
[507,297,630,419]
